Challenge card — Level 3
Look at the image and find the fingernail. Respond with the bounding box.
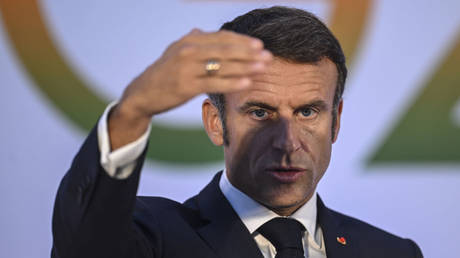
[251,39,263,49]
[260,50,273,60]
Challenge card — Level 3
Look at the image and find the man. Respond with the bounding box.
[52,6,423,258]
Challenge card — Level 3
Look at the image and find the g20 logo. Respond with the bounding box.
[0,0,458,165]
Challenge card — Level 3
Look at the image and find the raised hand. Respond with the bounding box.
[108,29,273,150]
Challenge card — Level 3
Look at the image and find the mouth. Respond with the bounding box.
[265,166,306,183]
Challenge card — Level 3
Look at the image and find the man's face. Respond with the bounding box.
[223,58,341,215]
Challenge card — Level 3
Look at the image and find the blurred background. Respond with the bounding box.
[0,0,459,257]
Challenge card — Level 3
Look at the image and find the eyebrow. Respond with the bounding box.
[295,100,329,112]
[238,101,278,112]
[239,99,329,113]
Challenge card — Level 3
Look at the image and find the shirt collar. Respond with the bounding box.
[219,170,318,243]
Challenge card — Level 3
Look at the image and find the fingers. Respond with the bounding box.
[197,60,267,77]
[197,44,272,62]
[176,33,272,63]
[198,76,253,93]
[172,28,274,94]
[180,29,270,62]
[175,43,272,78]
[184,29,264,50]
[176,28,273,66]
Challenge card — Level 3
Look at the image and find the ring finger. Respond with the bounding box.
[198,60,267,77]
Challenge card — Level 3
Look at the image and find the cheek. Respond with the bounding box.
[312,130,333,178]
[300,122,333,164]
[226,119,267,170]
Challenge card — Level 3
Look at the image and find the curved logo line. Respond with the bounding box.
[369,29,460,164]
[0,0,371,164]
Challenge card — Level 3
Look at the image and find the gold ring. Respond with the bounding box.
[205,60,221,75]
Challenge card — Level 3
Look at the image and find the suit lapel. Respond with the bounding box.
[193,172,264,258]
[317,196,359,258]
[189,174,360,258]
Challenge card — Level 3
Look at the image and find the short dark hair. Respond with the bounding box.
[208,6,347,144]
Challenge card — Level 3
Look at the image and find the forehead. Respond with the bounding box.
[228,58,338,106]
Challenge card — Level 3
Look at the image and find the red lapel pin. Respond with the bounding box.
[336,236,347,245]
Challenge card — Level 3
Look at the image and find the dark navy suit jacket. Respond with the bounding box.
[52,128,423,258]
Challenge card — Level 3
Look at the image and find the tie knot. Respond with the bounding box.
[257,217,305,256]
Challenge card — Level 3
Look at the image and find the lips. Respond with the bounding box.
[265,166,306,183]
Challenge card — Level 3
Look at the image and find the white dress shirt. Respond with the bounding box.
[97,103,327,258]
[97,102,151,179]
[219,171,326,258]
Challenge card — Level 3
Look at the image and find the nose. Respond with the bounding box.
[272,118,301,153]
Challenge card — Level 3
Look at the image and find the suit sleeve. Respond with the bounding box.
[408,239,424,258]
[51,126,155,258]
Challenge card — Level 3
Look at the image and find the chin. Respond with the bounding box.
[261,190,310,213]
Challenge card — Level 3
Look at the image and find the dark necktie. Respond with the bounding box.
[257,217,306,258]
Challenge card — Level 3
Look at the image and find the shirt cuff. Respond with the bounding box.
[97,101,151,179]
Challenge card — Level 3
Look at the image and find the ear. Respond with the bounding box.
[332,99,343,143]
[202,99,224,146]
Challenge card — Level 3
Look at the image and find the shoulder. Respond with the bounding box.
[327,207,423,257]
[328,207,396,237]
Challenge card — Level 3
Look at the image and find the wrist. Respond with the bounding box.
[108,101,152,150]
[115,98,149,119]
[110,102,151,129]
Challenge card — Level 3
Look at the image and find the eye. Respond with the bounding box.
[249,109,269,120]
[299,107,317,118]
